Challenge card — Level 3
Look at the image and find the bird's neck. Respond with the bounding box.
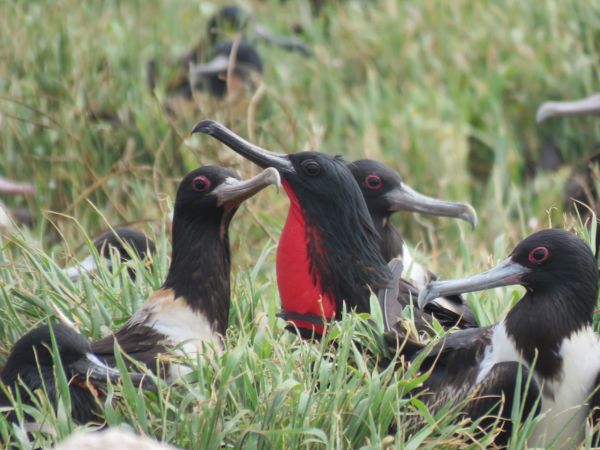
[163,212,231,336]
[505,287,594,380]
[276,182,391,332]
[372,212,404,262]
[276,185,336,333]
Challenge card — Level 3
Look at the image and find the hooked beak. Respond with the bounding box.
[385,184,477,228]
[70,353,156,391]
[418,258,530,309]
[63,255,105,282]
[191,120,294,174]
[253,24,312,57]
[536,93,600,123]
[0,177,35,197]
[213,167,281,207]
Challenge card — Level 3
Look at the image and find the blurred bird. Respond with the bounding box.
[415,229,599,448]
[90,167,280,380]
[193,121,476,340]
[153,5,310,103]
[0,176,35,232]
[53,428,179,450]
[64,227,156,282]
[0,324,151,425]
[536,93,600,252]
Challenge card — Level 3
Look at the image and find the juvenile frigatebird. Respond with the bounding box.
[0,324,151,424]
[192,121,475,337]
[417,229,600,448]
[64,227,156,282]
[90,166,280,379]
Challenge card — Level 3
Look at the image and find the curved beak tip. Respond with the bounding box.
[191,119,218,135]
[265,167,281,192]
[463,204,478,229]
[417,286,436,309]
[536,103,553,124]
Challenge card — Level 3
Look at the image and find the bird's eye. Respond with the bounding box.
[301,160,321,176]
[528,246,550,265]
[365,174,383,190]
[192,176,211,192]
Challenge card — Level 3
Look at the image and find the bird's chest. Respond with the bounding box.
[276,190,336,330]
[481,324,600,449]
[134,295,222,381]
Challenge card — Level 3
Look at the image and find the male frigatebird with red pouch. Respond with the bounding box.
[192,120,475,336]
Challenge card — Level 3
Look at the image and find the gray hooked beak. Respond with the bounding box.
[63,255,105,282]
[386,184,477,228]
[0,177,35,196]
[70,353,156,391]
[191,120,294,173]
[418,258,530,309]
[536,93,600,123]
[253,24,312,57]
[213,167,281,207]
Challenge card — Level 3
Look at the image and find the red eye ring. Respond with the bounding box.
[192,175,211,192]
[365,174,383,190]
[528,246,549,265]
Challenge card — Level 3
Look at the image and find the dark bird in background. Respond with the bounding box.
[0,324,151,425]
[414,229,600,447]
[192,121,475,340]
[153,5,310,101]
[90,166,280,379]
[349,159,477,329]
[0,176,35,231]
[537,93,600,214]
[64,227,156,282]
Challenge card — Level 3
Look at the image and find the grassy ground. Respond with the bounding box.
[1,0,600,448]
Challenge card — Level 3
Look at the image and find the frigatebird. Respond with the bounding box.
[417,229,600,448]
[64,227,156,282]
[157,5,309,101]
[192,120,476,337]
[0,324,151,424]
[349,159,477,328]
[90,166,279,379]
[537,93,600,210]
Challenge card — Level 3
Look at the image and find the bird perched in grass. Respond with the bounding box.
[416,229,600,448]
[154,5,310,103]
[64,227,155,282]
[90,166,280,380]
[192,120,475,340]
[0,324,151,425]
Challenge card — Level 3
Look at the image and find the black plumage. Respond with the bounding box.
[0,324,150,425]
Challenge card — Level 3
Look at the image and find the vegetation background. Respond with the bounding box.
[0,0,599,448]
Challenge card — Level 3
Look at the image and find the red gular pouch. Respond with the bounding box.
[276,182,336,335]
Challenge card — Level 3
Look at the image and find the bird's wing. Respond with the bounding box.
[91,290,175,374]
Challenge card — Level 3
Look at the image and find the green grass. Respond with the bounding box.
[1,0,600,448]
